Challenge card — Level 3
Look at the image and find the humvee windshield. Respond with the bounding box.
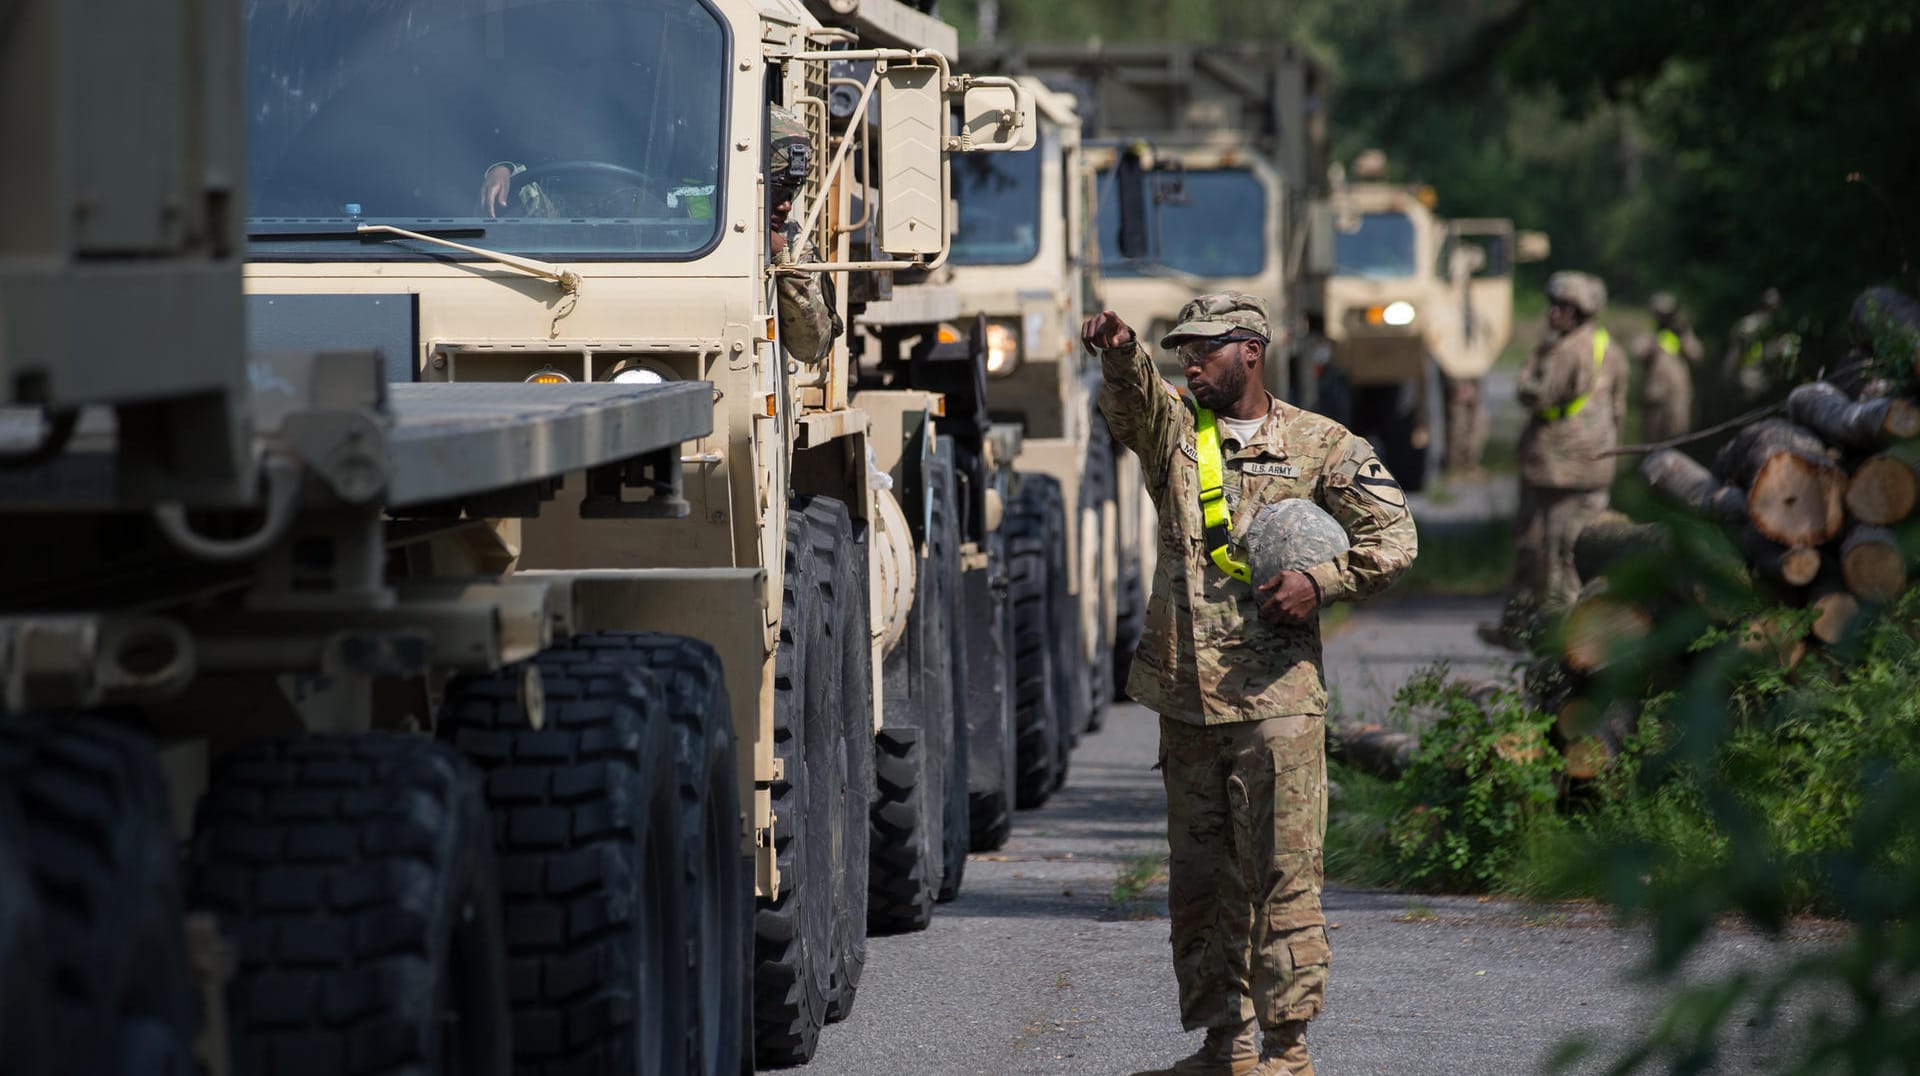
[1096,167,1266,279]
[951,138,1044,266]
[1334,212,1417,279]
[244,0,729,261]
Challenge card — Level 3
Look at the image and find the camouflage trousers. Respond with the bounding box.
[1160,714,1329,1032]
[1503,484,1609,635]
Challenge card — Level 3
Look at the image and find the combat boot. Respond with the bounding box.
[1128,1020,1259,1076]
[1247,1020,1314,1076]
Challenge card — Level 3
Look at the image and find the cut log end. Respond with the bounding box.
[1841,525,1908,604]
[1845,454,1920,526]
[1810,589,1863,645]
[1748,453,1847,547]
[1563,596,1653,674]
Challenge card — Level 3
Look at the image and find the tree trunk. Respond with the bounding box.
[1739,526,1822,586]
[1737,611,1808,671]
[1747,450,1847,548]
[1573,512,1668,584]
[1329,720,1417,780]
[1640,448,1747,523]
[1809,579,1863,645]
[1841,524,1907,603]
[1847,287,1920,376]
[1711,419,1834,487]
[1844,451,1920,526]
[1563,590,1653,673]
[1785,381,1920,447]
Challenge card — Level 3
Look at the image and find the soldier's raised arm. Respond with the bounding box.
[1088,310,1184,491]
[1306,430,1419,604]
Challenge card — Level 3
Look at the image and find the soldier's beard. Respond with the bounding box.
[1190,361,1246,412]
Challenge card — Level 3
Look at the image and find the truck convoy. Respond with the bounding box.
[1317,150,1549,488]
[0,0,1109,1074]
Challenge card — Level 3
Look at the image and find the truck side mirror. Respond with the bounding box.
[1115,148,1151,261]
[1515,230,1551,263]
[959,80,1036,153]
[877,63,946,256]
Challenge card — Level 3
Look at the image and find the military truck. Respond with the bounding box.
[962,42,1334,404]
[1317,151,1549,488]
[946,76,1145,821]
[0,0,1034,1073]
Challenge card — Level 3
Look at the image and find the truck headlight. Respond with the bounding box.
[1382,301,1417,327]
[985,321,1021,378]
[604,360,671,385]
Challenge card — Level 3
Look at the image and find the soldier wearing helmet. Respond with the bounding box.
[1630,291,1703,444]
[1482,270,1627,649]
[1084,293,1417,1076]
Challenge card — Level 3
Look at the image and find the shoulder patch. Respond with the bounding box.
[1330,438,1406,508]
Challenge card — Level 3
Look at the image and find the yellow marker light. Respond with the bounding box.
[765,316,778,341]
[525,367,572,384]
[1364,305,1386,326]
[1416,185,1438,208]
[936,325,961,345]
[931,394,947,418]
[764,393,778,417]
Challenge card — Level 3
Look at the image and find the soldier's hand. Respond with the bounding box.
[1256,570,1321,625]
[1081,310,1136,354]
[480,165,513,218]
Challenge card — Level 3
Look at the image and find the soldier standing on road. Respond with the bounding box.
[1481,271,1626,649]
[1630,291,1703,445]
[1087,292,1418,1076]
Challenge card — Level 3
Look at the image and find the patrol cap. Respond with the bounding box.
[1648,291,1679,318]
[769,106,812,182]
[1545,271,1607,317]
[1159,291,1271,348]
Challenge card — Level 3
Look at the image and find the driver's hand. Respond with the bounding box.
[480,164,514,218]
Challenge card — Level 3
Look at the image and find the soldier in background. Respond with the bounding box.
[1481,271,1626,649]
[1630,291,1703,444]
[1087,292,1417,1076]
[1722,286,1795,405]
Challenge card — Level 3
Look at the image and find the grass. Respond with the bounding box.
[1110,850,1167,917]
[1398,517,1516,597]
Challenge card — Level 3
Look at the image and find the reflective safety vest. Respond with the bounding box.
[1193,407,1254,583]
[1657,328,1681,356]
[1538,329,1610,422]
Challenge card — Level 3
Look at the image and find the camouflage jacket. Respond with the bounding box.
[1516,321,1627,489]
[775,221,833,365]
[1097,340,1419,725]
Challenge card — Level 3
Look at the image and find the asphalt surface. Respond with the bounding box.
[790,619,1828,1076]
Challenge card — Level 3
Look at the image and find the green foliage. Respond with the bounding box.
[1397,519,1517,597]
[1380,669,1564,891]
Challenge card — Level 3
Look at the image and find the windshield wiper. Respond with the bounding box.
[247,224,487,241]
[247,223,581,294]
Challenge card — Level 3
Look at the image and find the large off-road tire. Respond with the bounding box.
[930,438,972,903]
[1112,557,1145,700]
[0,715,194,1076]
[1013,474,1086,797]
[966,516,1017,853]
[1007,489,1063,809]
[792,495,875,1021]
[0,798,48,1076]
[870,439,965,929]
[751,499,848,1064]
[189,734,510,1076]
[1082,413,1119,731]
[448,631,747,1076]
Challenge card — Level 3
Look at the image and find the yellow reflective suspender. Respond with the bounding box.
[1193,407,1254,583]
[1656,328,1681,356]
[1538,329,1610,421]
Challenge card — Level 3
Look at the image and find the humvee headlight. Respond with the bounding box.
[526,367,572,384]
[1382,301,1417,327]
[985,322,1021,378]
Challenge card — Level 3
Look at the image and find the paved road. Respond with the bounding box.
[791,609,1823,1075]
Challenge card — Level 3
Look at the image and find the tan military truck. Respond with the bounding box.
[1,0,1035,1074]
[1317,152,1549,488]
[946,77,1143,821]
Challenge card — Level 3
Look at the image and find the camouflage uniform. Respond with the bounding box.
[1630,295,1702,445]
[1441,373,1489,476]
[1504,272,1626,632]
[768,107,835,365]
[1098,292,1417,1042]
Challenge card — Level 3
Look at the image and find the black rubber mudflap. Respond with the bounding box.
[189,734,511,1076]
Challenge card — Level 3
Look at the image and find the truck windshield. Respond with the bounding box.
[244,0,729,262]
[950,141,1043,265]
[1096,167,1267,278]
[1335,212,1417,279]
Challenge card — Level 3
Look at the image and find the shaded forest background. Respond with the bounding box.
[945,0,1918,360]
